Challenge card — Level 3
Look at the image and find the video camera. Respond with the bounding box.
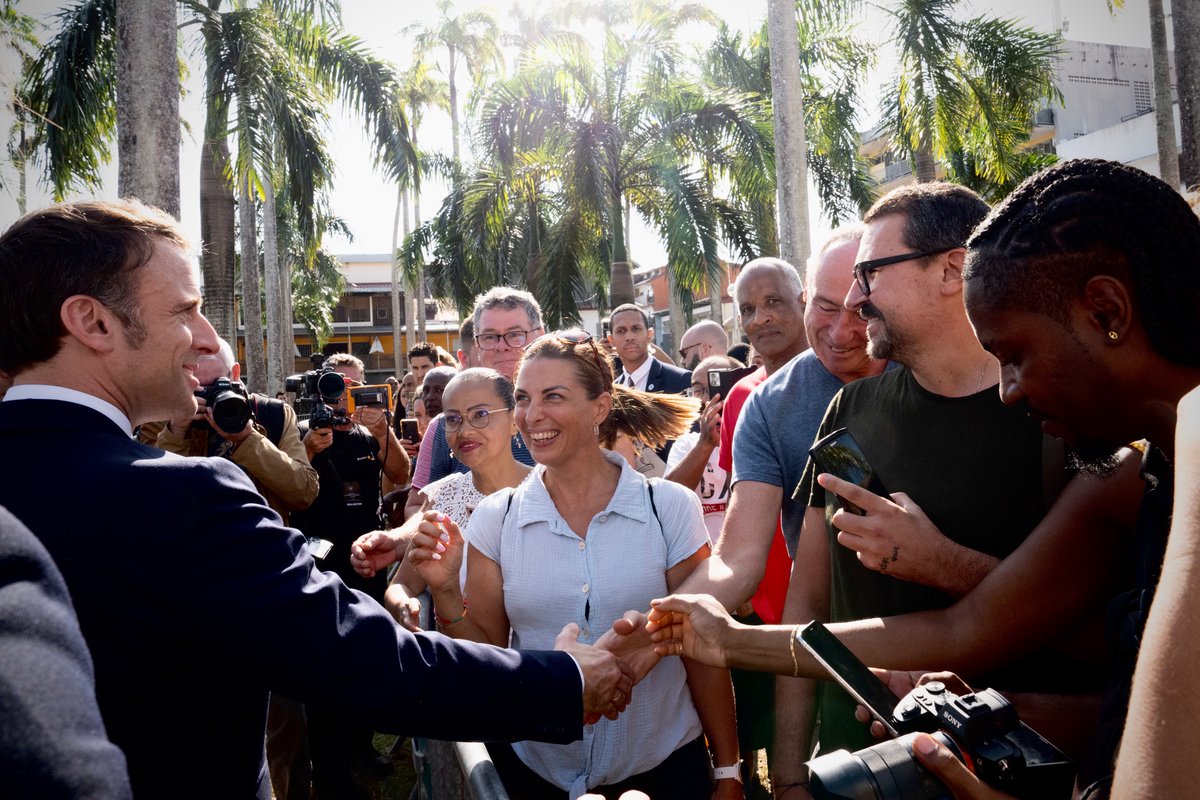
[798,621,1073,800]
[195,377,252,435]
[285,366,349,430]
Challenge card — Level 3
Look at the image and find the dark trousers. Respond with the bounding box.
[488,735,713,800]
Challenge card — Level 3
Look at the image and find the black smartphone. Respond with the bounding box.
[797,620,913,738]
[807,427,889,515]
[707,365,757,398]
[400,418,419,442]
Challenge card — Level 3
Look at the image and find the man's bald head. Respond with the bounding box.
[678,320,730,371]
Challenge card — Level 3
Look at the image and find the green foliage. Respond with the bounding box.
[880,0,1062,187]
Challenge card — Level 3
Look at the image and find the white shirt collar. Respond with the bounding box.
[622,355,653,390]
[4,385,135,437]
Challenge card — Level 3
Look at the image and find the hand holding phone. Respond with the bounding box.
[808,427,889,515]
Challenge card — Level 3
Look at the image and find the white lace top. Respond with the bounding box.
[420,471,487,530]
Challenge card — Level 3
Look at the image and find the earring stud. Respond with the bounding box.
[1108,330,1119,341]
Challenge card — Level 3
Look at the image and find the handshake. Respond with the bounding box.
[350,517,669,725]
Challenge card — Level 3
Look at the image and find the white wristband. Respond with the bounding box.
[712,762,742,782]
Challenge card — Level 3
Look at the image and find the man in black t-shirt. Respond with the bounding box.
[775,183,1080,783]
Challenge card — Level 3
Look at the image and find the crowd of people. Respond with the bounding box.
[0,156,1197,800]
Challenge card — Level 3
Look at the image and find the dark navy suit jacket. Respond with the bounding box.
[0,504,132,799]
[645,358,692,395]
[0,400,581,799]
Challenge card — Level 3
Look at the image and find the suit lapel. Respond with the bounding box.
[646,360,660,392]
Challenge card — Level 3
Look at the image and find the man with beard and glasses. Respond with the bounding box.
[650,160,1191,800]
[677,320,729,372]
[761,182,1103,790]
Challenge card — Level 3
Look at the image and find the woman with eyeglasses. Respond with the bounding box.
[382,368,530,631]
[408,331,743,800]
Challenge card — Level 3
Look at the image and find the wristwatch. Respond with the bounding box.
[712,761,743,782]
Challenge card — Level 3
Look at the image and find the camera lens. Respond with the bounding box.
[808,733,961,800]
[316,370,345,401]
[210,390,251,434]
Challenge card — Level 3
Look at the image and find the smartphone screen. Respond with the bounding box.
[807,427,888,515]
[797,620,905,737]
[400,418,419,442]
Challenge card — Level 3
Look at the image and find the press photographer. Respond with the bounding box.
[141,337,318,523]
[289,352,411,797]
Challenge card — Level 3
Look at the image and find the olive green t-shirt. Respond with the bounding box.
[795,366,1049,754]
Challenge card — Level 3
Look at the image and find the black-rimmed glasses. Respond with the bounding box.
[852,247,960,297]
[444,406,512,433]
[474,329,536,350]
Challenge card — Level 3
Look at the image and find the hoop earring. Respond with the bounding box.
[593,423,599,438]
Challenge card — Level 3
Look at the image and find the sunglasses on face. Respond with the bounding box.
[851,247,960,296]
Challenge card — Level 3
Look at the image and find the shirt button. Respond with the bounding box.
[578,541,586,550]
[597,514,608,523]
[582,583,590,593]
[581,627,591,638]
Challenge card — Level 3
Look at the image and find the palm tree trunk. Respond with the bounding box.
[200,132,237,347]
[115,0,180,218]
[609,190,634,307]
[666,266,687,358]
[239,177,266,393]
[767,0,811,285]
[913,139,938,183]
[16,127,27,215]
[282,257,295,378]
[709,273,723,324]
[262,170,285,396]
[448,45,460,165]
[1150,0,1181,187]
[415,122,429,345]
[1176,0,1200,187]
[391,181,405,379]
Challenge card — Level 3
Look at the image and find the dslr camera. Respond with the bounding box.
[195,377,252,435]
[285,367,348,430]
[799,621,1073,800]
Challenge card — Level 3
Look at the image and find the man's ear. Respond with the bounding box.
[60,295,121,353]
[231,363,242,381]
[941,248,967,291]
[1081,275,1133,340]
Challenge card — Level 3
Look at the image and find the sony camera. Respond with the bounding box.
[799,621,1073,800]
[195,377,252,435]
[285,367,348,430]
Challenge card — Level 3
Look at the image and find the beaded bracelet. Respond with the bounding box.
[435,597,469,626]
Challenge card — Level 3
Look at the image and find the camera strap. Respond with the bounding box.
[249,395,286,446]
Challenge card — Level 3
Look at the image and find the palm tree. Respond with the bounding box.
[1148,0,1180,187]
[392,59,449,374]
[1,0,39,213]
[881,0,1061,186]
[405,0,502,167]
[1175,0,1200,187]
[404,0,771,334]
[29,0,416,391]
[766,0,810,270]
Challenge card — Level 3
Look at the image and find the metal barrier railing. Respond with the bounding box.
[405,591,510,800]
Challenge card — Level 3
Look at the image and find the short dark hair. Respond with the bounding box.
[863,182,989,255]
[609,303,650,328]
[408,341,438,363]
[965,159,1200,367]
[0,199,191,374]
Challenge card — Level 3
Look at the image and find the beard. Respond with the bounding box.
[861,304,908,364]
[1066,441,1125,478]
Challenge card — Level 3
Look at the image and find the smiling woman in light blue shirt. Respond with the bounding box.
[410,331,743,800]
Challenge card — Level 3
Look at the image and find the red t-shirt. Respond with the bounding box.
[718,368,791,624]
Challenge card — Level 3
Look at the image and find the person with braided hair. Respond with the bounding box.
[647,159,1198,799]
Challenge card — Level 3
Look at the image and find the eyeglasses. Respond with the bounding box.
[679,342,701,361]
[852,247,960,297]
[474,329,536,350]
[531,328,608,372]
[444,406,512,433]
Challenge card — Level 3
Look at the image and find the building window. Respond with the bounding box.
[1134,80,1152,114]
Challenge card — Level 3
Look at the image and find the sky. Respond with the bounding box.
[0,0,1157,267]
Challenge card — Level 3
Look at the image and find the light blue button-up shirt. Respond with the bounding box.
[467,450,707,798]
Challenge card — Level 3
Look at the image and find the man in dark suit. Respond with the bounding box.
[0,200,636,799]
[608,303,691,394]
[0,504,133,799]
